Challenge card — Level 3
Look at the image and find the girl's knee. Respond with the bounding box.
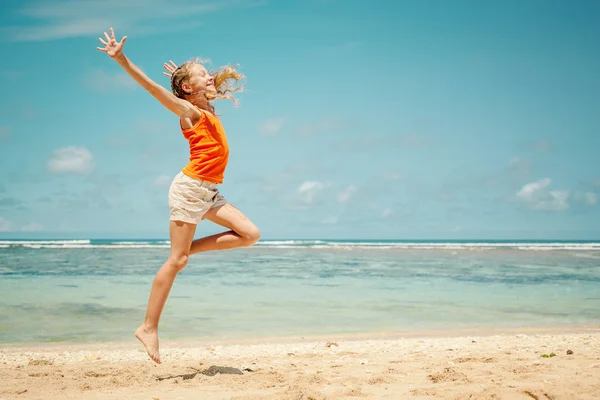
[242,226,260,245]
[168,253,189,271]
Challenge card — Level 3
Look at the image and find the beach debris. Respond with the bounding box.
[566,349,573,355]
[428,368,470,383]
[16,389,27,395]
[522,389,554,400]
[541,353,556,358]
[28,359,53,366]
[360,359,369,365]
[201,365,244,376]
[345,388,362,397]
[287,352,295,356]
[154,365,243,382]
[326,341,339,348]
[368,376,388,384]
[242,367,255,372]
[85,371,108,378]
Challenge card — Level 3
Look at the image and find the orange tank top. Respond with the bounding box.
[180,110,230,184]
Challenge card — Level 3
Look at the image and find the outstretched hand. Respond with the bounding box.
[163,60,178,78]
[96,27,127,59]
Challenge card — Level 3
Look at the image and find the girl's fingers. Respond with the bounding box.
[96,47,107,52]
[98,37,107,45]
[104,31,110,41]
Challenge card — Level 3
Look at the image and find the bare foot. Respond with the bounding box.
[135,325,161,364]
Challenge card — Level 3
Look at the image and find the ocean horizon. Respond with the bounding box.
[2,238,600,249]
[1,238,599,345]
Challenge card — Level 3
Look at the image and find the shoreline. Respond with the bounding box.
[2,323,598,355]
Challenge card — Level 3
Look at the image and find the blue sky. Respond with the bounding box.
[0,0,599,240]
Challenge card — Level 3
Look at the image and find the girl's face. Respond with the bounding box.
[184,64,216,96]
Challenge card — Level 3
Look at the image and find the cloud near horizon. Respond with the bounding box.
[47,146,95,175]
[516,178,569,211]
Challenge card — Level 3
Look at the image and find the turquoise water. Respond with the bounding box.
[1,239,599,344]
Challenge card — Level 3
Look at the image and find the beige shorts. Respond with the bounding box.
[168,172,228,224]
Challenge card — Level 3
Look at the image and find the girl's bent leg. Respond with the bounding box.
[135,220,197,364]
[189,204,260,255]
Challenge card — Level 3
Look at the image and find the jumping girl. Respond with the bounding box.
[97,28,260,364]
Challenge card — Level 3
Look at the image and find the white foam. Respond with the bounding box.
[0,240,91,245]
[256,241,600,251]
[1,239,599,251]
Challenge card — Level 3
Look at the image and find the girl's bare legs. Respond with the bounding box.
[189,204,260,254]
[135,204,259,364]
[135,220,196,364]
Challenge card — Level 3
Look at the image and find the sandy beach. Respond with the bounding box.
[1,327,599,400]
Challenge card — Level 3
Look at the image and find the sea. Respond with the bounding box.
[1,239,599,345]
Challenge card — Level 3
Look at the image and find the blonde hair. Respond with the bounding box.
[170,58,245,112]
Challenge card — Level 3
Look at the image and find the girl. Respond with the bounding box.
[97,28,260,364]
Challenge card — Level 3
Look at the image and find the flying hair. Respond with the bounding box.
[170,57,245,111]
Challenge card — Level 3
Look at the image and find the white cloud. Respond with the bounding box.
[259,117,286,137]
[509,157,523,167]
[574,191,598,206]
[0,217,11,232]
[83,68,137,91]
[21,222,44,232]
[516,178,569,211]
[297,181,327,205]
[583,192,598,206]
[337,185,357,203]
[517,178,550,199]
[3,0,261,42]
[154,174,172,188]
[381,208,393,218]
[0,126,10,141]
[47,146,95,175]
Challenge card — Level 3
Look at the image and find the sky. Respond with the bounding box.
[0,0,599,240]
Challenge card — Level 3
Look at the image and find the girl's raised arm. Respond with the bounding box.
[96,28,198,119]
